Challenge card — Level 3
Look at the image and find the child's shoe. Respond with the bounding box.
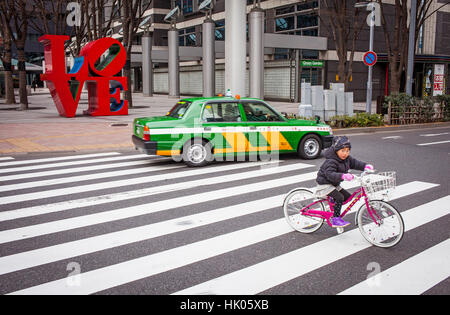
[331,217,350,228]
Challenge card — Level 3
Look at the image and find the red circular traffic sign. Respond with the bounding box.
[363,51,377,66]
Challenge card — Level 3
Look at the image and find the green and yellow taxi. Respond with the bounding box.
[132,96,333,166]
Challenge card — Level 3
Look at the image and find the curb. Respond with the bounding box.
[332,121,450,135]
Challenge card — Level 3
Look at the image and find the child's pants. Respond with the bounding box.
[328,188,351,217]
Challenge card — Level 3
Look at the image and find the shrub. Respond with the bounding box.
[329,113,384,128]
[383,93,416,117]
[435,94,450,121]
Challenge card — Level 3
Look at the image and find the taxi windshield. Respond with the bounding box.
[166,101,192,118]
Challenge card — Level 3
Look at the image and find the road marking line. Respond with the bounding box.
[0,181,437,246]
[0,159,174,191]
[0,160,297,205]
[338,239,450,295]
[8,192,447,295]
[0,171,317,277]
[417,140,450,146]
[0,152,120,168]
[381,136,402,140]
[0,161,291,221]
[172,195,450,295]
[420,132,449,137]
[0,154,146,174]
[0,157,14,161]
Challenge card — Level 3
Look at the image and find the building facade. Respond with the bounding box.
[64,0,449,110]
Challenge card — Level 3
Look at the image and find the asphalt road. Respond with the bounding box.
[0,125,448,297]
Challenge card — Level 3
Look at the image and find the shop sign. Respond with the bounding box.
[433,64,445,96]
[300,60,324,68]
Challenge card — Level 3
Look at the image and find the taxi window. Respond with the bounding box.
[242,102,284,122]
[202,102,242,122]
[167,101,192,118]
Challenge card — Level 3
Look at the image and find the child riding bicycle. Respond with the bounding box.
[316,136,374,228]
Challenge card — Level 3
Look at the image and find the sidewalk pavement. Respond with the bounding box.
[1,89,449,155]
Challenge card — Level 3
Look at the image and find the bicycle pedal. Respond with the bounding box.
[336,227,344,234]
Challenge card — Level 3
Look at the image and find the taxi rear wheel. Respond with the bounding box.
[182,139,213,167]
[298,134,322,160]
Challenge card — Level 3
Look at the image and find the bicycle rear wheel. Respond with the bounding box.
[357,200,404,248]
[283,188,326,233]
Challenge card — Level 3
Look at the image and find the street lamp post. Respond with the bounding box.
[406,0,417,95]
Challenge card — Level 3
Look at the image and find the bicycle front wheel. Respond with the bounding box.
[283,188,326,233]
[357,200,404,248]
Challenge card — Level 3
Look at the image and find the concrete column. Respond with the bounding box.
[249,7,264,99]
[202,18,215,97]
[294,49,300,103]
[225,0,246,96]
[142,32,153,97]
[168,27,180,98]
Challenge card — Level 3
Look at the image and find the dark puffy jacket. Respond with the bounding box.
[316,148,367,186]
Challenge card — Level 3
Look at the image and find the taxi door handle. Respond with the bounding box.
[204,127,211,131]
[249,126,257,130]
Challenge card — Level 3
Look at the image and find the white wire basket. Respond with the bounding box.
[362,171,396,198]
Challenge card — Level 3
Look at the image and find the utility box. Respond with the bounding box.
[336,90,345,115]
[345,92,354,116]
[301,82,311,105]
[311,85,324,111]
[324,90,336,111]
[299,104,313,118]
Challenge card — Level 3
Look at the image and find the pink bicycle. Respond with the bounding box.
[283,171,404,248]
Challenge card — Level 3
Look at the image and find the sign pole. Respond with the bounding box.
[366,6,375,114]
[406,0,417,96]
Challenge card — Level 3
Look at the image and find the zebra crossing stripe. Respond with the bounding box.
[0,160,305,206]
[0,157,170,182]
[8,220,290,295]
[0,181,437,244]
[0,153,145,174]
[5,185,444,294]
[0,161,291,221]
[0,152,120,168]
[339,239,450,295]
[0,157,14,161]
[0,161,182,193]
[173,195,450,295]
[0,172,318,273]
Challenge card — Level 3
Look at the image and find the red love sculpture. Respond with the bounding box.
[39,35,128,117]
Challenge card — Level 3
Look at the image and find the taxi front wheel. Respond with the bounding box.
[298,134,322,160]
[182,139,214,167]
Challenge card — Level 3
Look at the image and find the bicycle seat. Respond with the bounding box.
[313,185,334,199]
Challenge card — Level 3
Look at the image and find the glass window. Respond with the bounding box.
[167,101,192,118]
[202,103,242,122]
[215,20,225,41]
[242,103,284,122]
[186,33,196,46]
[176,0,193,14]
[302,49,319,59]
[179,27,197,46]
[276,5,295,16]
[297,14,318,28]
[275,16,295,32]
[274,48,289,60]
[297,1,318,11]
[302,28,318,36]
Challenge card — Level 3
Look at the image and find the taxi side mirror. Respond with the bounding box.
[315,115,321,124]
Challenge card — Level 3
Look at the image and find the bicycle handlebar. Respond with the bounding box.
[349,169,376,181]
